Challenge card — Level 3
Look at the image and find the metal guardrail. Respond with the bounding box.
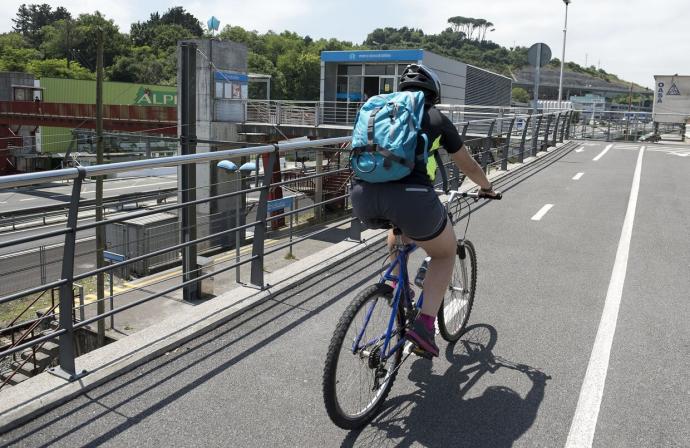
[567,110,686,142]
[0,188,176,231]
[0,108,570,385]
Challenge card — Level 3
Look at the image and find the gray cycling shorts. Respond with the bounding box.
[350,181,447,241]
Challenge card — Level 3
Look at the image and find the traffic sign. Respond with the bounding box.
[528,43,552,67]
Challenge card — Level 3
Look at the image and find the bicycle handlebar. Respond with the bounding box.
[435,189,503,201]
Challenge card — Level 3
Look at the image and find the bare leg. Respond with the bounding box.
[412,221,456,317]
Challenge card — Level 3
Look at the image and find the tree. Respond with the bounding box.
[0,32,29,51]
[0,47,40,72]
[248,52,286,99]
[277,51,320,100]
[40,18,77,63]
[160,7,203,36]
[26,58,94,79]
[130,12,161,47]
[447,16,494,41]
[12,3,71,47]
[108,46,174,84]
[150,24,194,50]
[70,12,129,70]
[512,87,530,104]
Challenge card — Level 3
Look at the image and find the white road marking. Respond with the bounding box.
[575,147,585,153]
[572,172,584,180]
[565,146,645,448]
[81,181,177,195]
[592,144,613,161]
[614,145,639,149]
[531,204,553,221]
[19,198,37,202]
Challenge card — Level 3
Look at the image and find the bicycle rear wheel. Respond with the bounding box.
[438,239,477,342]
[323,284,404,429]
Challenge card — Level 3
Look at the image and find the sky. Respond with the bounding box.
[2,0,688,89]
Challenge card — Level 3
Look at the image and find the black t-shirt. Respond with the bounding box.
[397,106,464,186]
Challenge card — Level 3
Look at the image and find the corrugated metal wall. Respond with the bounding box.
[465,66,512,106]
[422,52,467,105]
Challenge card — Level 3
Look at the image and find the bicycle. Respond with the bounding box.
[322,188,501,429]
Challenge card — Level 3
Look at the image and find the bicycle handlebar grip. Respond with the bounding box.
[478,190,502,200]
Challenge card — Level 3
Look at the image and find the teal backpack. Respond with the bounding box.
[350,91,428,182]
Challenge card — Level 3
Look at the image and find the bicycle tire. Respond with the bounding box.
[438,239,477,342]
[323,283,404,429]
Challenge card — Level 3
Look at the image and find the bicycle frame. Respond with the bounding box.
[352,240,424,363]
[350,190,489,365]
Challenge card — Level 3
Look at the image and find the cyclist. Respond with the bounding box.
[351,64,500,357]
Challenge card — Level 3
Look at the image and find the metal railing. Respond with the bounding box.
[0,107,571,384]
[567,110,687,142]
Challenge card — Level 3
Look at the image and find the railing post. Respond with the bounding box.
[566,111,573,139]
[481,121,496,173]
[532,115,543,157]
[542,114,553,151]
[180,42,198,302]
[519,115,531,163]
[552,113,560,146]
[50,166,86,381]
[276,102,282,126]
[501,117,516,170]
[461,122,470,141]
[315,150,324,221]
[606,121,611,142]
[559,112,568,142]
[314,103,320,127]
[250,147,278,288]
[348,211,362,242]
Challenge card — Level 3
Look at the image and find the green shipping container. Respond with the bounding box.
[39,78,177,153]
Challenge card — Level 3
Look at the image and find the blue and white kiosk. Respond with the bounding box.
[319,49,511,111]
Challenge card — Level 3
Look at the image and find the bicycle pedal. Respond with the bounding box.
[410,346,433,360]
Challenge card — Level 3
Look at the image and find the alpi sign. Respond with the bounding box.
[134,87,177,106]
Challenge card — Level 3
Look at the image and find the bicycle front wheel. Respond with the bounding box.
[322,284,404,429]
[438,239,477,342]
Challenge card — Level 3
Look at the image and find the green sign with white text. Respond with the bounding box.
[134,87,177,106]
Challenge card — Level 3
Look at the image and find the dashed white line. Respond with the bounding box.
[565,146,645,448]
[19,198,37,202]
[531,204,553,221]
[81,181,177,195]
[575,146,585,153]
[592,144,613,161]
[572,172,584,180]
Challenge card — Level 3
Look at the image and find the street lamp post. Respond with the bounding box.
[558,0,571,108]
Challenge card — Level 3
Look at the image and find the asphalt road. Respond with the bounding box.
[1,141,688,447]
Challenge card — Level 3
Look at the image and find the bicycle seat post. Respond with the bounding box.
[392,227,405,250]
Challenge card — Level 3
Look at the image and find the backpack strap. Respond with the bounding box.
[378,148,415,170]
[367,106,383,148]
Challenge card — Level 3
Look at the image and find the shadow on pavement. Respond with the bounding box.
[1,246,389,447]
[341,324,551,448]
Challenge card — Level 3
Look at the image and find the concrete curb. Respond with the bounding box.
[0,140,576,433]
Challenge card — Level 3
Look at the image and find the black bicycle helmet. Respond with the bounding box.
[399,64,442,104]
